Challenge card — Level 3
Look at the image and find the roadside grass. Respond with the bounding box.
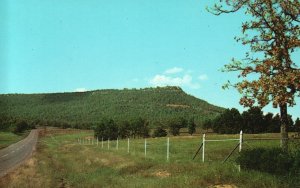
[0,131,30,149]
[1,131,299,187]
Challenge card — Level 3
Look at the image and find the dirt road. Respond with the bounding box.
[0,129,38,178]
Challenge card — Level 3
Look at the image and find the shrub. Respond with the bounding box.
[153,127,167,137]
[13,121,30,134]
[237,148,296,175]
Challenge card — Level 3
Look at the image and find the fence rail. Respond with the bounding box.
[76,131,299,163]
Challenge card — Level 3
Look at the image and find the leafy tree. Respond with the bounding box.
[213,108,242,134]
[13,120,30,134]
[117,120,130,139]
[287,115,294,132]
[188,118,196,135]
[295,118,300,133]
[202,119,213,130]
[94,118,118,140]
[271,114,281,133]
[153,127,168,137]
[168,122,180,136]
[138,118,150,138]
[242,107,265,133]
[129,118,148,138]
[209,1,300,151]
[168,117,186,136]
[264,113,275,133]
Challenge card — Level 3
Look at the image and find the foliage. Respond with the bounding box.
[242,107,265,133]
[13,120,31,134]
[295,118,300,133]
[168,117,187,136]
[0,87,223,129]
[210,1,300,108]
[209,0,300,150]
[237,148,300,176]
[209,107,298,134]
[94,117,150,140]
[152,127,168,137]
[211,108,243,134]
[202,119,213,130]
[188,118,196,135]
[130,118,150,138]
[94,119,118,141]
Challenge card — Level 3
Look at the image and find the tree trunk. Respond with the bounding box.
[280,103,289,152]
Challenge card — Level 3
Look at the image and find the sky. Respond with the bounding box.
[0,0,299,119]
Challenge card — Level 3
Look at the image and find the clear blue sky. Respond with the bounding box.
[1,0,299,118]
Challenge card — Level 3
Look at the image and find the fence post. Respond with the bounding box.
[167,137,170,161]
[144,139,147,158]
[102,137,103,148]
[127,138,130,153]
[239,130,243,152]
[108,139,110,150]
[116,138,119,150]
[202,134,206,162]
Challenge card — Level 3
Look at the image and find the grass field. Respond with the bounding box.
[0,131,30,149]
[1,130,299,188]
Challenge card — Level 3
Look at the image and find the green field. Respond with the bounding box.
[0,131,29,149]
[1,131,299,188]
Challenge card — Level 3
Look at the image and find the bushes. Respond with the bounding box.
[237,148,300,175]
[94,117,150,140]
[153,127,167,137]
[13,121,32,134]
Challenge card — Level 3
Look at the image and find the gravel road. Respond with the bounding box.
[0,129,38,178]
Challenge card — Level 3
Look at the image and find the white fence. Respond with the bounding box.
[77,131,244,162]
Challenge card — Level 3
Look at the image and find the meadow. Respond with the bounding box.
[1,129,299,188]
[0,131,29,149]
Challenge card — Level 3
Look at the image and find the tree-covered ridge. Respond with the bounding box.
[0,86,224,129]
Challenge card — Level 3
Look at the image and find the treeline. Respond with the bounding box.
[0,86,223,129]
[94,117,197,140]
[203,107,300,134]
[0,116,35,134]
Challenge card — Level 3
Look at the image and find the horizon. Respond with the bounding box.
[1,0,299,119]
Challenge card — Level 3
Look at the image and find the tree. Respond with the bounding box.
[264,112,274,133]
[295,118,300,133]
[94,118,118,140]
[169,122,180,136]
[168,117,187,136]
[153,127,168,137]
[13,120,30,134]
[287,115,294,132]
[271,114,282,133]
[117,120,130,139]
[209,1,300,151]
[188,118,196,135]
[130,117,150,138]
[202,119,213,130]
[242,107,265,133]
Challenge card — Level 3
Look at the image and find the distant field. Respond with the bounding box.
[1,130,299,188]
[0,131,29,149]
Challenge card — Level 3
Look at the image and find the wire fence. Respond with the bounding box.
[76,131,300,163]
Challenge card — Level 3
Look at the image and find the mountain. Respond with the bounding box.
[0,86,224,128]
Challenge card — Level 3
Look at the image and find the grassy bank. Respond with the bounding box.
[1,131,299,187]
[0,131,30,149]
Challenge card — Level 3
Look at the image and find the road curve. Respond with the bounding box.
[0,129,38,178]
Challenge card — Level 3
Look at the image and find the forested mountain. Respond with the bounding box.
[0,86,224,129]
